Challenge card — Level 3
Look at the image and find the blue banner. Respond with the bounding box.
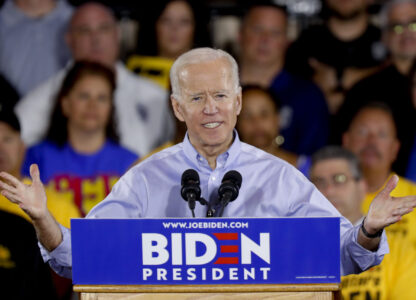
[71,218,340,285]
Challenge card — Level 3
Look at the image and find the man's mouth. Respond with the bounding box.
[203,122,221,129]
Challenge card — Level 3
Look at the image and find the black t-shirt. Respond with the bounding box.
[0,210,57,299]
[285,23,385,80]
[332,64,416,175]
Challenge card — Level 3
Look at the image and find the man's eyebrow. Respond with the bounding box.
[71,21,115,30]
[211,89,232,94]
[188,92,204,97]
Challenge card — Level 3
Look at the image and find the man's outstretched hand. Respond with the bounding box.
[0,164,48,221]
[0,164,63,251]
[365,175,416,236]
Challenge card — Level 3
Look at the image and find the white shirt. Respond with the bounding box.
[15,62,175,156]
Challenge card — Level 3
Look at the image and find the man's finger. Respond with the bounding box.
[30,164,42,184]
[377,175,399,198]
[386,215,401,225]
[402,198,416,208]
[392,207,414,216]
[0,180,19,194]
[1,190,21,204]
[392,196,416,208]
[0,172,22,187]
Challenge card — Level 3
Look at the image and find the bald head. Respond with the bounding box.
[66,2,119,67]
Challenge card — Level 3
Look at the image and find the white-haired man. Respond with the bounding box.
[1,48,416,280]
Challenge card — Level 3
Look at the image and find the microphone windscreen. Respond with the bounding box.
[222,170,242,188]
[181,169,200,186]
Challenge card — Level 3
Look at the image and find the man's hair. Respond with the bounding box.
[311,146,363,180]
[170,48,240,100]
[241,84,281,111]
[379,0,416,29]
[68,2,117,31]
[348,101,398,136]
[242,1,287,25]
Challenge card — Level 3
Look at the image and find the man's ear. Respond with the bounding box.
[235,87,242,116]
[171,96,185,122]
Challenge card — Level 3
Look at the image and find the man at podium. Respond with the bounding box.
[1,48,416,279]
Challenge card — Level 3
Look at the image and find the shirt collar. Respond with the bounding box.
[182,129,242,171]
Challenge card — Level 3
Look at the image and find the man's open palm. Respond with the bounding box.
[366,175,416,233]
[0,164,47,221]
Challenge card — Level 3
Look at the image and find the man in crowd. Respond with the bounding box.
[15,2,174,157]
[310,146,416,299]
[343,102,416,248]
[0,101,79,298]
[336,0,416,175]
[0,0,73,96]
[1,48,415,280]
[238,3,329,156]
[286,0,384,113]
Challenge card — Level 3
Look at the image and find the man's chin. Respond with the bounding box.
[361,160,383,170]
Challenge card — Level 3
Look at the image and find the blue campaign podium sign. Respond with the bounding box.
[71,218,340,285]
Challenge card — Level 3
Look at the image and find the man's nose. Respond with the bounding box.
[320,182,337,198]
[324,185,336,198]
[258,31,271,44]
[365,131,379,143]
[203,95,218,114]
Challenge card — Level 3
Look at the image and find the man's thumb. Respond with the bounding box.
[379,175,398,197]
[29,164,42,184]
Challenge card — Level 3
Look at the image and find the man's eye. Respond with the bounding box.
[215,94,226,99]
[192,96,202,101]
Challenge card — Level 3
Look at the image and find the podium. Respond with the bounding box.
[71,218,341,299]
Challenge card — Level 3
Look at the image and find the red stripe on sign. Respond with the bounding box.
[213,233,238,240]
[220,245,239,253]
[214,257,239,264]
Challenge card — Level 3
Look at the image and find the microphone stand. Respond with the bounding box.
[191,197,210,218]
[218,193,232,217]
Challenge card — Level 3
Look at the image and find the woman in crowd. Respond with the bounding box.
[127,0,211,89]
[237,85,311,176]
[22,61,138,216]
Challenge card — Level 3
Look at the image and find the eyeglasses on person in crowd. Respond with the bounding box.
[387,20,416,35]
[310,173,359,190]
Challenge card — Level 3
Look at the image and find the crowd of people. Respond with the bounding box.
[0,0,415,299]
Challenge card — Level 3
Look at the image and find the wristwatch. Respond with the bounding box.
[361,217,383,238]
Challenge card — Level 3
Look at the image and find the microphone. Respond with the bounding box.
[181,169,201,218]
[217,170,242,217]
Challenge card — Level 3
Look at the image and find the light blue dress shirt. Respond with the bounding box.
[41,132,388,278]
